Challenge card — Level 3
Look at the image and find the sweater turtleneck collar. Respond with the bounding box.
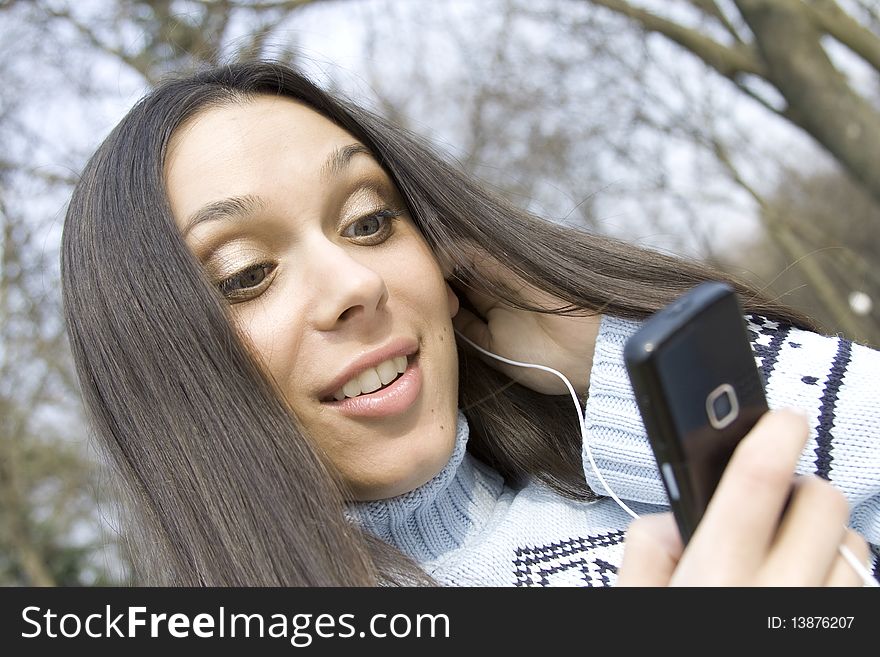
[345,409,506,563]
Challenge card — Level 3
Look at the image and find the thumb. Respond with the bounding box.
[452,306,520,382]
[617,513,684,587]
[451,305,494,355]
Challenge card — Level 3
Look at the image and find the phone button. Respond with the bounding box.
[660,463,680,501]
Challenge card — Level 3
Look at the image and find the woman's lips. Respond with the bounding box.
[320,352,421,419]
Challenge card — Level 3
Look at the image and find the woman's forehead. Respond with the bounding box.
[164,96,371,226]
[167,95,357,167]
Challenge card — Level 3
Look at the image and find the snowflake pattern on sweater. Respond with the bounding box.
[347,315,880,586]
[513,532,626,586]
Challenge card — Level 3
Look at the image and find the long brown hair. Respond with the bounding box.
[61,61,815,586]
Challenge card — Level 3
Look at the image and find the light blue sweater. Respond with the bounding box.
[348,315,880,586]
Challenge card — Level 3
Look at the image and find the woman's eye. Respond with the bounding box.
[345,208,402,241]
[214,209,401,303]
[217,263,275,299]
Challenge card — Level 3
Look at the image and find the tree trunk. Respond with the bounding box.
[735,0,880,208]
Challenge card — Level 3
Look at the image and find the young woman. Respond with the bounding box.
[61,61,879,586]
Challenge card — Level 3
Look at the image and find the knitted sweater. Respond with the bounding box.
[347,315,880,586]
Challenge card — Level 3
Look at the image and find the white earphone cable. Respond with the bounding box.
[453,328,639,520]
[452,327,879,587]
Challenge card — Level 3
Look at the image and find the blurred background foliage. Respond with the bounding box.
[0,0,877,585]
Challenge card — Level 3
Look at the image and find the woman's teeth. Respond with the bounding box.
[332,355,408,401]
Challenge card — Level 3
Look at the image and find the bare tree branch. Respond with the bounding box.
[582,0,764,77]
[204,0,326,9]
[685,0,747,44]
[0,369,58,586]
[709,134,869,340]
[734,0,880,208]
[582,0,880,212]
[732,77,792,121]
[38,3,156,83]
[805,0,880,73]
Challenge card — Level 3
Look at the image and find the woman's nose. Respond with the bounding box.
[307,241,389,331]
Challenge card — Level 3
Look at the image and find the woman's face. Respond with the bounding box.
[164,95,461,501]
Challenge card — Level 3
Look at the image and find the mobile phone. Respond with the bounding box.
[624,281,768,544]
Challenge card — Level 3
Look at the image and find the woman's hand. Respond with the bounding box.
[616,410,872,586]
[448,246,601,396]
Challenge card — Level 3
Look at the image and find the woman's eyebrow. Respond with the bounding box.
[320,142,373,181]
[182,194,268,237]
[181,143,374,236]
